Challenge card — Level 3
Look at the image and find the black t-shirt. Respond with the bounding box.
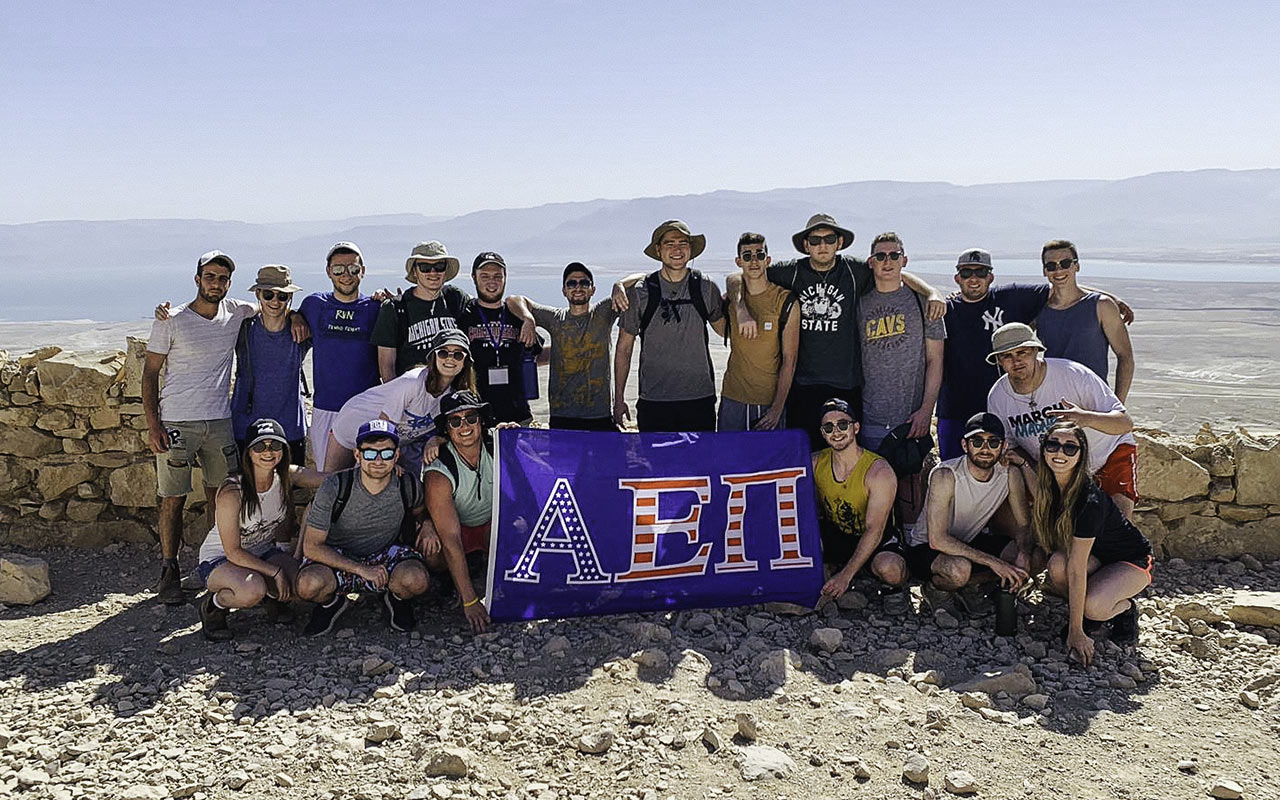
[457,300,540,423]
[938,284,1049,419]
[370,285,470,376]
[767,255,871,389]
[1073,483,1152,565]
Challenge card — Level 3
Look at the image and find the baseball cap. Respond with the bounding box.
[986,322,1046,364]
[955,248,992,269]
[326,241,363,264]
[562,262,594,283]
[356,419,400,447]
[472,251,506,272]
[820,398,854,419]
[962,412,1005,440]
[245,418,287,450]
[197,250,236,272]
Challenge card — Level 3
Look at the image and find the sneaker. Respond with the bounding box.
[921,583,957,615]
[956,585,995,618]
[881,588,911,616]
[1110,601,1139,644]
[383,591,417,632]
[199,593,234,642]
[303,595,349,637]
[155,562,185,605]
[263,597,295,625]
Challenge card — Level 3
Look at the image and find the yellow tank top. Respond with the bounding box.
[813,447,884,538]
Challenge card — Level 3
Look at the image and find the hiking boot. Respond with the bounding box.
[303,595,349,637]
[920,583,957,615]
[1110,601,1139,644]
[263,597,295,624]
[383,591,417,632]
[956,585,995,618]
[881,587,911,616]
[199,593,234,642]
[155,562,185,605]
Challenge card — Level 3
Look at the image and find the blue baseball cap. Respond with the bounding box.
[356,419,400,447]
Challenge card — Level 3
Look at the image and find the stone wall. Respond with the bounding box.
[1,342,1279,558]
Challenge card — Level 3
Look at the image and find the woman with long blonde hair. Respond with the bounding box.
[1032,421,1152,666]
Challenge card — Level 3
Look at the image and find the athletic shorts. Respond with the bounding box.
[904,531,1012,579]
[302,544,424,594]
[820,523,903,573]
[1095,442,1139,503]
[198,546,287,585]
[636,396,716,433]
[461,522,491,554]
[1113,552,1155,584]
[717,397,783,432]
[155,418,239,497]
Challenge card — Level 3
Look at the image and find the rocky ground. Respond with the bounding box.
[1,545,1279,800]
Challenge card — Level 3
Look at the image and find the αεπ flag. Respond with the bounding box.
[485,428,824,622]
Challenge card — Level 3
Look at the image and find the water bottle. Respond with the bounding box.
[995,589,1017,636]
[521,349,539,400]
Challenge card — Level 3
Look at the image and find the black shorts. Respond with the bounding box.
[636,396,716,433]
[549,415,619,432]
[820,523,903,573]
[904,531,1012,579]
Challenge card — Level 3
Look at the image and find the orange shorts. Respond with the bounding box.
[1095,442,1138,503]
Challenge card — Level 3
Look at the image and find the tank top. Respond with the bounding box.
[723,284,793,405]
[813,447,884,539]
[1036,292,1109,380]
[906,456,1009,546]
[198,473,287,563]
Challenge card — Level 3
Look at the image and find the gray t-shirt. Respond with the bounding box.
[306,471,422,559]
[530,299,618,419]
[147,298,257,421]
[618,271,725,402]
[859,285,946,431]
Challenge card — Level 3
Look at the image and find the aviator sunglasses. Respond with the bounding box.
[820,419,853,434]
[958,267,991,279]
[1043,439,1082,456]
[329,263,361,276]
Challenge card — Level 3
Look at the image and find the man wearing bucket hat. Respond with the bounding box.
[985,322,1138,518]
[727,214,945,450]
[614,220,728,432]
[230,265,311,465]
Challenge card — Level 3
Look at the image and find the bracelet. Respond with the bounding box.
[462,597,481,608]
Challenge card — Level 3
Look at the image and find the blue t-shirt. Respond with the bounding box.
[299,292,381,411]
[230,319,310,442]
[937,284,1048,419]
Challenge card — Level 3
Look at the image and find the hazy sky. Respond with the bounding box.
[3,1,1276,224]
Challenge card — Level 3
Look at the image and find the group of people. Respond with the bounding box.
[142,213,1148,665]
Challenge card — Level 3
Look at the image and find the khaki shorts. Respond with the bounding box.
[155,418,239,497]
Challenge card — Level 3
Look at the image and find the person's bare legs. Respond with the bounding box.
[871,551,909,588]
[1083,562,1150,621]
[1110,493,1135,522]
[930,554,972,591]
[388,560,429,600]
[296,564,339,605]
[205,563,268,609]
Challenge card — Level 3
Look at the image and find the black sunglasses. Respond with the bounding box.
[447,411,481,428]
[871,251,903,263]
[259,290,292,302]
[564,278,593,289]
[966,435,1004,450]
[958,267,991,279]
[414,262,450,274]
[250,440,283,453]
[1043,258,1077,272]
[739,250,769,262]
[1044,439,1081,456]
[820,419,853,434]
[806,233,839,246]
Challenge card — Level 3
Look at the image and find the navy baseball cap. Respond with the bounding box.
[356,419,400,446]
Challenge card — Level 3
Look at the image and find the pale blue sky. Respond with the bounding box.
[3,1,1276,223]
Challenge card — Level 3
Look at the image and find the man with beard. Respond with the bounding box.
[455,252,541,425]
[903,413,1034,598]
[144,251,260,604]
[527,262,619,430]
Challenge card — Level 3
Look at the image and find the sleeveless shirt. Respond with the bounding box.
[198,473,287,563]
[814,447,885,539]
[906,456,1009,547]
[1036,292,1109,380]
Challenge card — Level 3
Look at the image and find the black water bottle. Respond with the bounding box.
[995,589,1017,636]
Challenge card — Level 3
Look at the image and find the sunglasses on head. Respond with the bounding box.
[564,278,592,289]
[259,289,292,302]
[250,440,283,453]
[966,435,1004,450]
[958,267,991,279]
[436,348,468,361]
[820,419,853,434]
[329,263,361,276]
[871,250,903,263]
[806,233,839,246]
[446,411,481,428]
[414,262,450,274]
[1044,439,1081,456]
[739,249,768,262]
[1043,258,1077,272]
[360,446,397,461]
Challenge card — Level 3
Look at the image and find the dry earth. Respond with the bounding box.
[2,545,1280,800]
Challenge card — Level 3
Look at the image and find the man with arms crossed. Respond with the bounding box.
[904,413,1033,602]
[812,399,907,602]
[986,322,1138,518]
[719,233,799,431]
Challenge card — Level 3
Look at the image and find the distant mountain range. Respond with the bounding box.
[3,168,1278,322]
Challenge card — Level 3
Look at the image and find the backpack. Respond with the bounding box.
[637,269,719,339]
[329,470,418,546]
[234,316,310,416]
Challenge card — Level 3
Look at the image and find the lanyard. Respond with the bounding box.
[476,305,506,352]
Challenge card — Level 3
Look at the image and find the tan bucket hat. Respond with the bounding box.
[249,264,303,292]
[791,213,855,253]
[986,322,1046,364]
[644,220,706,261]
[404,241,460,283]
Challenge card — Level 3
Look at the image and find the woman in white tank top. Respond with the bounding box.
[197,419,326,641]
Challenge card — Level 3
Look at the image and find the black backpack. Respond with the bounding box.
[329,470,419,545]
[637,269,720,339]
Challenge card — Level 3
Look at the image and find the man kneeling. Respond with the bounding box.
[904,413,1033,607]
[297,419,430,635]
[814,399,909,601]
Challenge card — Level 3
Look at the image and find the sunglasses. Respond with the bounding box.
[806,233,839,246]
[414,262,450,274]
[820,419,853,434]
[957,267,991,279]
[871,250,903,263]
[436,348,468,361]
[329,263,361,276]
[564,278,593,289]
[259,290,292,302]
[966,435,1004,450]
[250,440,283,453]
[739,250,769,262]
[1044,439,1082,456]
[1043,258,1077,272]
[360,447,398,461]
[446,411,481,428]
